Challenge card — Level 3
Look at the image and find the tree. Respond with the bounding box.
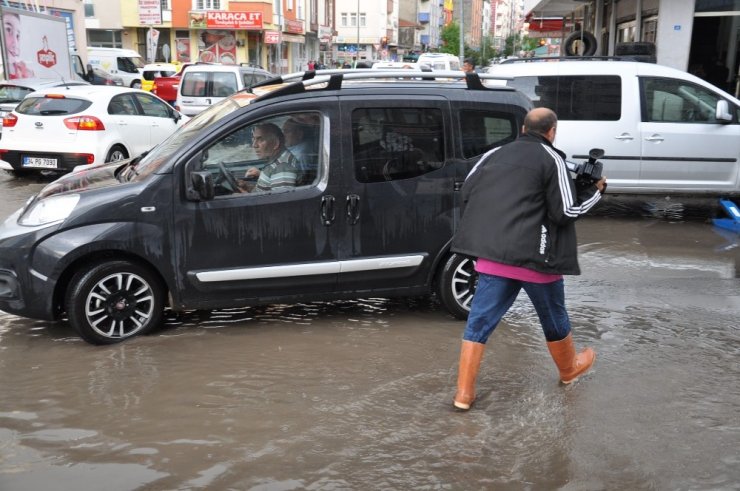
[439,22,461,56]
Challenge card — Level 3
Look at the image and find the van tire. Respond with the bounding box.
[131,80,142,89]
[65,260,166,345]
[106,145,128,162]
[437,253,477,320]
[564,31,598,57]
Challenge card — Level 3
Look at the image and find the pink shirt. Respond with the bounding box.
[475,258,562,284]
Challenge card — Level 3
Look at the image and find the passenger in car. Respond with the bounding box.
[282,116,318,182]
[240,123,299,193]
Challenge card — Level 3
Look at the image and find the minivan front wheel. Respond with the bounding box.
[65,260,165,345]
[437,253,477,320]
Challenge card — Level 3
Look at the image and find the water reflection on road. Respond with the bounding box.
[0,172,739,489]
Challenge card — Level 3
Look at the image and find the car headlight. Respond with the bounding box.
[18,194,80,226]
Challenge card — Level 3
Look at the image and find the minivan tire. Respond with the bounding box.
[564,31,598,57]
[65,260,166,345]
[437,253,477,320]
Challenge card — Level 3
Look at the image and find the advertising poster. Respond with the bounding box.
[1,7,72,80]
[198,30,236,64]
[176,37,191,62]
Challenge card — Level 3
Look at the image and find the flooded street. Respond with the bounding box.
[1,172,739,490]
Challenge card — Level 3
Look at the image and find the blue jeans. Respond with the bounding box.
[463,273,572,344]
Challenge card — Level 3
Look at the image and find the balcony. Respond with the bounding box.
[418,12,430,24]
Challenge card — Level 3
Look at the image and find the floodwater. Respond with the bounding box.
[1,172,739,490]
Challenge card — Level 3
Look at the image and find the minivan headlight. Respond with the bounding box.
[19,194,80,226]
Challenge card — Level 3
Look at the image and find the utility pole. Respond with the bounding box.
[459,0,464,61]
[356,0,360,67]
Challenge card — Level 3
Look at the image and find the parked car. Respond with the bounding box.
[486,59,740,197]
[0,85,187,175]
[0,71,531,344]
[141,62,178,92]
[151,62,197,105]
[88,67,124,86]
[0,78,89,136]
[175,63,273,116]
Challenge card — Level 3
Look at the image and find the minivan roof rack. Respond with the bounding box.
[250,69,514,103]
[498,55,648,64]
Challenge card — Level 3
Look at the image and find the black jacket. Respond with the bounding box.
[452,133,602,275]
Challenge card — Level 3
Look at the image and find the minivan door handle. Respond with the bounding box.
[346,194,360,225]
[644,134,665,142]
[614,133,634,141]
[320,195,336,226]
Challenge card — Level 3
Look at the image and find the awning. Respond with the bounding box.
[524,0,588,17]
[526,16,565,32]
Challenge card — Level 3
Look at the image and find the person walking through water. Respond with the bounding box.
[450,107,607,410]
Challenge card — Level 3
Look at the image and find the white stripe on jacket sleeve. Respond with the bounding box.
[542,144,601,217]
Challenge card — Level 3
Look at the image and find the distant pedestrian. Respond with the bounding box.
[307,60,315,70]
[451,107,606,411]
[463,58,475,73]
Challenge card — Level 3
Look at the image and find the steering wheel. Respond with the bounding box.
[216,161,241,192]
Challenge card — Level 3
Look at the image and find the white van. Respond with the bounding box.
[417,53,462,71]
[175,63,273,116]
[87,48,145,88]
[487,59,740,197]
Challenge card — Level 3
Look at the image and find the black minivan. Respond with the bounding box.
[0,71,531,344]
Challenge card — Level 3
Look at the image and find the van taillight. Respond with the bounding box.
[64,116,105,131]
[2,113,18,127]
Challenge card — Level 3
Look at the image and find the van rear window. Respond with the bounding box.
[16,96,92,115]
[510,75,621,121]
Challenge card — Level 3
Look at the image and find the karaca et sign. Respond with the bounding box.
[205,11,262,29]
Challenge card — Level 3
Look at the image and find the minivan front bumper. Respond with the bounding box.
[0,211,60,321]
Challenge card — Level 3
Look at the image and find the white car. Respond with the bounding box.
[0,85,187,175]
[0,79,90,135]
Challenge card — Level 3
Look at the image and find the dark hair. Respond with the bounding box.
[464,58,475,67]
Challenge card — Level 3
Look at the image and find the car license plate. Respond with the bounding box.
[22,156,58,169]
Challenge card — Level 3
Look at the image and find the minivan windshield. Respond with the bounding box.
[129,96,250,179]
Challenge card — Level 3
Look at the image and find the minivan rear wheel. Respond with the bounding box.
[438,253,477,320]
[65,260,165,345]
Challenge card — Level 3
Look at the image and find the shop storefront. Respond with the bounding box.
[187,10,263,66]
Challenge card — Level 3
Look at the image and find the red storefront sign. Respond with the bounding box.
[264,31,280,44]
[190,11,263,29]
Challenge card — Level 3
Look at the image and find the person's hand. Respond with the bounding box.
[245,167,260,180]
[596,176,607,193]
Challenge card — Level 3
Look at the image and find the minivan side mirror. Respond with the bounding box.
[190,171,215,201]
[715,100,733,123]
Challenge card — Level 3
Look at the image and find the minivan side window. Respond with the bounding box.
[117,57,140,74]
[200,112,321,196]
[510,75,621,121]
[352,107,444,183]
[460,110,518,158]
[641,77,725,123]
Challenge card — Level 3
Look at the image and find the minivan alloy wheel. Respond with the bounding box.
[66,260,165,344]
[438,253,477,320]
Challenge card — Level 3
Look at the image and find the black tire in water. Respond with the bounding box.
[65,260,166,345]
